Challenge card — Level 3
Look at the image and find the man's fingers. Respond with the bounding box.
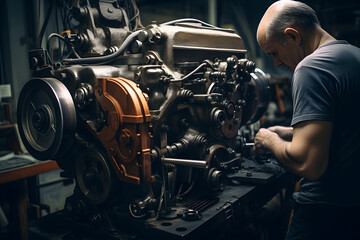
[253,142,266,156]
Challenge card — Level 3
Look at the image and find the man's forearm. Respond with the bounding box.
[255,122,332,181]
[265,133,290,163]
[264,132,304,175]
[268,126,293,141]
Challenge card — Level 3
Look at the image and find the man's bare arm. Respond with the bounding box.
[254,121,332,180]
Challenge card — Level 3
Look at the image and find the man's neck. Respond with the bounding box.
[305,27,336,55]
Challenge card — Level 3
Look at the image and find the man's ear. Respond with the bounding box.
[284,28,301,45]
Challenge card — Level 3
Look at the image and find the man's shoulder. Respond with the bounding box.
[296,41,360,72]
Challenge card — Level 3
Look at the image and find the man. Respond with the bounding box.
[254,1,360,239]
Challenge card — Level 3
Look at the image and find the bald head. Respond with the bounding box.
[257,1,320,47]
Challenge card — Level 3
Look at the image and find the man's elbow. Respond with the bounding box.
[285,144,328,181]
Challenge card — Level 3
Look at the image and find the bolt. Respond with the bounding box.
[134,72,141,81]
[60,72,67,79]
[180,119,189,129]
[138,30,149,42]
[121,130,132,145]
[30,57,38,68]
[227,57,237,67]
[143,55,155,64]
[54,62,62,69]
[75,88,85,103]
[84,169,97,185]
[32,112,42,129]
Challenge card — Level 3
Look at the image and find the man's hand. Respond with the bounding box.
[253,128,278,156]
[253,121,332,180]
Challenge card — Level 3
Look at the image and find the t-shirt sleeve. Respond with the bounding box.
[291,66,336,126]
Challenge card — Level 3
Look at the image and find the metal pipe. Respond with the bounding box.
[208,0,217,26]
[164,158,207,168]
[62,30,140,65]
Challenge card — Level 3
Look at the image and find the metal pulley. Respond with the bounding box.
[203,145,229,191]
[75,146,115,205]
[241,68,271,124]
[17,78,76,160]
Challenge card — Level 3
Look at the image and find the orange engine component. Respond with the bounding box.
[90,77,153,184]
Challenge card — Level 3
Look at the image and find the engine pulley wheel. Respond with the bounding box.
[17,78,76,160]
[75,147,113,205]
[207,168,224,191]
[244,68,271,124]
[203,145,229,191]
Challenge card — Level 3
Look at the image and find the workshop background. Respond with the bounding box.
[0,0,359,240]
[1,0,359,123]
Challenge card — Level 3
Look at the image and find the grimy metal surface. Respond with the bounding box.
[18,1,275,239]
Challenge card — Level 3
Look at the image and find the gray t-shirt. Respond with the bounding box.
[291,40,360,206]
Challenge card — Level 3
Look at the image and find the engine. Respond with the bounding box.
[17,0,271,238]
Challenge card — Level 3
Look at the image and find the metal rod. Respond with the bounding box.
[208,0,217,26]
[163,158,207,168]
